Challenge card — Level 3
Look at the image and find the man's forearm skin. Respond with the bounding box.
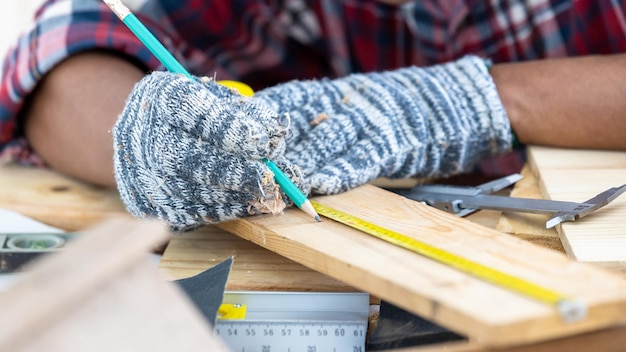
[22,52,626,187]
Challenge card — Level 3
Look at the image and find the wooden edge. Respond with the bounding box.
[217,184,626,347]
[0,217,171,347]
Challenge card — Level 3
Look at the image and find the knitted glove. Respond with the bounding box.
[113,55,512,230]
[113,74,305,231]
[255,55,512,194]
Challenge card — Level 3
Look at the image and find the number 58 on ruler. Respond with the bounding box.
[214,292,369,351]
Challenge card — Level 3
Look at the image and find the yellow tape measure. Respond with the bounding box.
[217,303,247,320]
[217,80,255,97]
[310,200,586,323]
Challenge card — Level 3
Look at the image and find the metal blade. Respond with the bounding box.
[402,182,626,229]
[546,184,626,228]
[475,173,523,194]
[398,174,523,217]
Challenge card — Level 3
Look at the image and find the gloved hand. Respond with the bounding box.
[256,55,512,194]
[113,73,305,231]
[113,55,512,230]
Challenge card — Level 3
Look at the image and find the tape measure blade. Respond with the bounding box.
[310,200,586,322]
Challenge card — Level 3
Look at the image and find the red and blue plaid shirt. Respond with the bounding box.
[1,0,625,174]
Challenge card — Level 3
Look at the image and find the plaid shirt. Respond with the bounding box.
[1,0,625,174]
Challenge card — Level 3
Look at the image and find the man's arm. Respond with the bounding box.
[490,54,626,149]
[23,51,144,187]
[22,52,626,188]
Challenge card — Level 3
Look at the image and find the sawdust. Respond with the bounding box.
[147,194,155,207]
[368,307,380,338]
[260,170,274,186]
[310,112,329,126]
[247,170,286,215]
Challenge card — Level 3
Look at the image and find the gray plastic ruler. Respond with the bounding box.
[214,291,369,351]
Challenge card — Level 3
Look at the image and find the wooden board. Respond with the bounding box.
[158,225,356,292]
[0,217,226,351]
[495,165,563,252]
[527,147,626,271]
[0,163,128,231]
[217,184,626,347]
[0,162,356,293]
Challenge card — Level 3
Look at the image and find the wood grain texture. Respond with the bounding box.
[217,184,626,347]
[0,163,128,231]
[495,165,563,252]
[158,225,356,292]
[527,146,626,271]
[0,163,355,293]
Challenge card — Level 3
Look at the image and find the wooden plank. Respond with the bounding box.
[158,225,356,292]
[0,162,357,293]
[495,165,563,252]
[527,147,626,272]
[217,184,626,347]
[0,217,226,351]
[528,147,626,170]
[0,163,128,231]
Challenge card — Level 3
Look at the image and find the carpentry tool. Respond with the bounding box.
[0,232,77,273]
[310,200,587,323]
[395,173,626,228]
[214,291,369,351]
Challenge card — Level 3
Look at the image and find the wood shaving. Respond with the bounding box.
[248,170,287,215]
[310,112,329,126]
[260,170,274,186]
[247,186,285,215]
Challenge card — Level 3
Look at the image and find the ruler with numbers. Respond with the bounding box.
[214,291,369,351]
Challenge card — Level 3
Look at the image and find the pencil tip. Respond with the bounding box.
[300,200,322,222]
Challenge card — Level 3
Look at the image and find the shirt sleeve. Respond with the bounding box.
[0,0,173,165]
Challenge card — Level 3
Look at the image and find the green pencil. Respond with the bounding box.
[102,0,321,222]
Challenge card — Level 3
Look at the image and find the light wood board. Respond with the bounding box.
[0,163,128,231]
[158,225,356,293]
[495,165,563,252]
[0,163,355,293]
[0,217,225,351]
[527,147,626,271]
[217,184,626,347]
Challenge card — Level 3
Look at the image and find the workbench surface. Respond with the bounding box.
[1,147,625,351]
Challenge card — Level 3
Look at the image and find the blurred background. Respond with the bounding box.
[0,0,46,67]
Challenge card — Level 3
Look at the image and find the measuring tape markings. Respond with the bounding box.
[215,292,369,351]
[309,200,587,323]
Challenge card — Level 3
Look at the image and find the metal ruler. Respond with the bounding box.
[214,291,369,351]
[310,201,587,323]
[396,173,626,228]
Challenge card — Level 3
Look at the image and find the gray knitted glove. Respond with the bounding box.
[113,74,304,231]
[255,55,512,194]
[113,55,511,230]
